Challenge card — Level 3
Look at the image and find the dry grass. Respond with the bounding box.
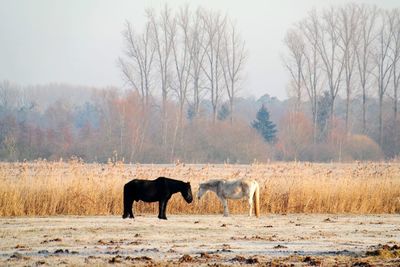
[0,160,399,216]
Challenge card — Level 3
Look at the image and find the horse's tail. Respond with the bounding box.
[253,181,260,218]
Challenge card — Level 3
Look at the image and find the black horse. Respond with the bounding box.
[122,177,193,220]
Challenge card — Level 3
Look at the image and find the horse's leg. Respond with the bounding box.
[248,196,253,217]
[122,199,134,219]
[219,197,229,217]
[158,200,163,219]
[158,200,168,220]
[123,184,134,219]
[129,200,134,218]
[162,199,169,219]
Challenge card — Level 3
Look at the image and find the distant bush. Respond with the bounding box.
[343,134,383,161]
[276,112,313,161]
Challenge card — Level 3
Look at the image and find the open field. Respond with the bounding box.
[0,161,400,216]
[1,214,399,266]
[1,162,399,265]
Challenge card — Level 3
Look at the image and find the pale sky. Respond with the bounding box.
[0,0,398,99]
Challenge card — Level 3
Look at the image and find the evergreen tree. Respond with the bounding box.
[217,104,230,121]
[187,105,195,122]
[252,104,277,143]
[317,91,332,142]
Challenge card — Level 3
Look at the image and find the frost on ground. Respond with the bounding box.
[1,214,399,266]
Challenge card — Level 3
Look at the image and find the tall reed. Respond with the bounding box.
[0,160,399,216]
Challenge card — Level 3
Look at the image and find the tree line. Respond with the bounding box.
[0,81,274,163]
[0,3,399,163]
[283,3,400,159]
[118,5,246,158]
[0,78,389,163]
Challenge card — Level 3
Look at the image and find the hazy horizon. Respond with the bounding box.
[0,0,398,100]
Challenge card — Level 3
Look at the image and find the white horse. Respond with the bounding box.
[197,178,260,217]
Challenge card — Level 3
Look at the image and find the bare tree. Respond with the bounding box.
[316,7,345,121]
[147,5,176,145]
[283,28,305,112]
[119,21,155,107]
[188,7,207,118]
[373,9,395,145]
[172,6,192,127]
[391,8,400,121]
[221,20,246,124]
[319,8,346,119]
[354,5,378,133]
[338,4,360,133]
[201,9,227,124]
[0,80,19,110]
[299,10,323,145]
[119,20,155,161]
[170,6,193,158]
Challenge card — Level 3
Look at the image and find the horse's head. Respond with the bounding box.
[181,182,193,203]
[197,183,206,200]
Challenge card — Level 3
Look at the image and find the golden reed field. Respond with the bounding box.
[0,160,399,216]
